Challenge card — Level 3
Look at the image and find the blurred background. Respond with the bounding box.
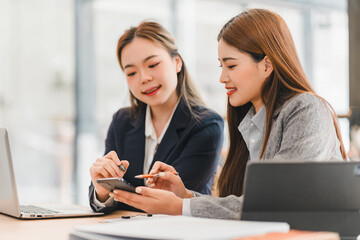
[0,0,356,206]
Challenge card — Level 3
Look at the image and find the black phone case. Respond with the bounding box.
[97,177,136,193]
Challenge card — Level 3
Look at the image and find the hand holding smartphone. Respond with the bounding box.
[97,177,136,193]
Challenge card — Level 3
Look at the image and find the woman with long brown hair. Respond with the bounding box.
[88,21,224,214]
[109,9,347,218]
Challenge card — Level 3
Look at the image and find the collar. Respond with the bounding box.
[145,100,180,142]
[145,105,156,140]
[252,105,266,131]
[238,105,266,133]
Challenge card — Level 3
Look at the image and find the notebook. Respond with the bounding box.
[241,161,360,239]
[0,128,103,219]
[70,215,289,240]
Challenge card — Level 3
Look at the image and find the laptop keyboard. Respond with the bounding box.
[20,205,61,214]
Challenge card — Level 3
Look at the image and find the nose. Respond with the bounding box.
[219,71,230,84]
[140,69,153,84]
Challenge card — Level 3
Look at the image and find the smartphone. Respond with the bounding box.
[97,177,136,193]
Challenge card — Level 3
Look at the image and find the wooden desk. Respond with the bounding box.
[236,230,340,240]
[0,211,342,240]
[0,210,140,240]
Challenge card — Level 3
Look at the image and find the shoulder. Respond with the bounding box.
[191,105,224,127]
[175,99,223,126]
[276,93,329,120]
[282,92,324,110]
[174,103,224,139]
[273,93,335,140]
[110,106,145,128]
[266,93,342,160]
[112,107,133,121]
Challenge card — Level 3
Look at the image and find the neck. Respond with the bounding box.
[252,98,264,113]
[150,93,179,135]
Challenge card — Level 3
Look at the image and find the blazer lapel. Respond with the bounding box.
[149,100,189,171]
[123,109,146,186]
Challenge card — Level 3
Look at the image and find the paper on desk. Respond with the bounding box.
[72,215,289,240]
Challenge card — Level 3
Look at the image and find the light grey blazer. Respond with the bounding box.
[190,93,343,220]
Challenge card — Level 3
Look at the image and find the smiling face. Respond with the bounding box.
[218,39,272,112]
[121,37,182,108]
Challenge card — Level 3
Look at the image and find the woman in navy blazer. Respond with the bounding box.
[89,22,224,213]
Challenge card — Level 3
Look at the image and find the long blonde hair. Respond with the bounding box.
[117,21,205,118]
[218,9,347,197]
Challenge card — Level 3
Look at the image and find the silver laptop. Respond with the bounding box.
[0,128,103,219]
[241,161,360,239]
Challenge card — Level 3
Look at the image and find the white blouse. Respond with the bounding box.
[143,101,179,174]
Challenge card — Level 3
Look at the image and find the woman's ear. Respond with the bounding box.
[263,56,273,78]
[175,55,183,73]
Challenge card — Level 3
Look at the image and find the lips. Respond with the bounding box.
[142,86,161,96]
[226,87,237,96]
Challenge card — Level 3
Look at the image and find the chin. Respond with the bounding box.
[146,99,167,107]
[230,99,250,108]
[229,99,242,107]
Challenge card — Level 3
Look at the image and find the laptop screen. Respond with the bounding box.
[241,161,360,237]
[0,128,21,217]
[242,161,360,212]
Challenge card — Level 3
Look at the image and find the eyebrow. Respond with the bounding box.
[123,55,159,69]
[218,57,237,62]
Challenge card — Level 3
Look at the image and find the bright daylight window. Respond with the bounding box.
[0,0,348,205]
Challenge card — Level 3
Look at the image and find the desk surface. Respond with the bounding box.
[0,210,342,240]
[0,209,141,240]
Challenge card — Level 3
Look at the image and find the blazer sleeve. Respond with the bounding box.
[190,194,243,220]
[104,118,117,154]
[88,183,119,214]
[88,119,117,213]
[88,112,143,213]
[170,114,224,194]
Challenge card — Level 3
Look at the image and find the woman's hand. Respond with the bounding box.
[147,161,193,199]
[109,187,183,215]
[89,151,129,202]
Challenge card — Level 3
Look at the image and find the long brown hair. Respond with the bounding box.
[116,21,205,118]
[217,9,347,197]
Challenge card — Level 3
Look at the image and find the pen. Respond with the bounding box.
[118,162,126,172]
[134,172,179,179]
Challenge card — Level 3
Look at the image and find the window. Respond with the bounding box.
[0,0,349,205]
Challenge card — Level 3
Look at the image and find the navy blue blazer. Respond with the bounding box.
[89,99,224,213]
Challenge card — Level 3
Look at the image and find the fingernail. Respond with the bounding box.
[159,172,165,177]
[135,187,142,193]
[113,190,119,194]
[109,193,114,197]
[149,183,154,188]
